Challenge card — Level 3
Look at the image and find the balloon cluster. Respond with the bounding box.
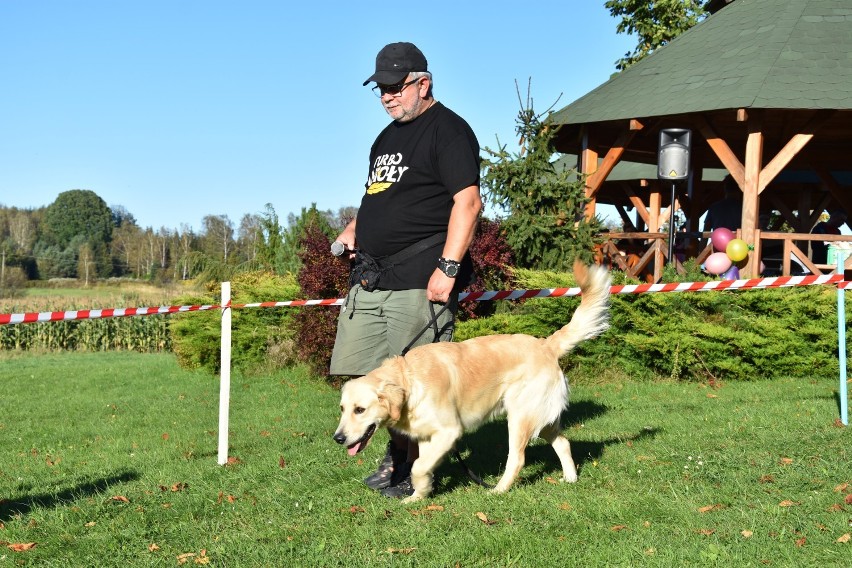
[704,228,751,278]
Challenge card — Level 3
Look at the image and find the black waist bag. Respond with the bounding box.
[350,232,446,292]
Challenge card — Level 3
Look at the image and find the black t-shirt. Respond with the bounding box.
[356,102,480,290]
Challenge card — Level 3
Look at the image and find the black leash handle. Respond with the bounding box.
[400,302,452,356]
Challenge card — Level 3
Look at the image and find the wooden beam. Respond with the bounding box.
[758,111,834,193]
[814,166,852,216]
[694,115,745,188]
[580,127,598,219]
[742,116,763,276]
[622,184,651,227]
[586,123,642,196]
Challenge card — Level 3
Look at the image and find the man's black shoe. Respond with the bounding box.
[364,441,406,490]
[380,462,415,499]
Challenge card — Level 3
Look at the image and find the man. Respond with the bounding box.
[811,209,848,265]
[703,175,742,232]
[329,42,482,498]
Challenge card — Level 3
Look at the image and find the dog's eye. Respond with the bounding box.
[354,407,365,415]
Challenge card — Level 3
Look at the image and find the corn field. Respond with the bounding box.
[0,285,182,353]
[0,315,172,352]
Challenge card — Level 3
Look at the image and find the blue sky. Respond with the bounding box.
[1,1,635,233]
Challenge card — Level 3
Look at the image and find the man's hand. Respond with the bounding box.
[426,269,455,303]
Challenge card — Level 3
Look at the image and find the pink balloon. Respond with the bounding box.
[705,251,733,275]
[711,228,734,252]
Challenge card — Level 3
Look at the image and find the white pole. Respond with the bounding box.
[217,282,233,465]
[836,255,849,426]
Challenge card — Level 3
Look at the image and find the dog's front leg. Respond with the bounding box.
[402,431,459,503]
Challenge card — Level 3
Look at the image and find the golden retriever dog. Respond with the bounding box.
[333,261,610,502]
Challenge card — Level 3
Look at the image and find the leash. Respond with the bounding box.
[399,301,494,488]
[452,449,494,489]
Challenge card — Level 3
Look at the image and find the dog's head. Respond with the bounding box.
[332,359,407,456]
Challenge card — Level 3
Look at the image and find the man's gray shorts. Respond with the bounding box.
[329,286,457,376]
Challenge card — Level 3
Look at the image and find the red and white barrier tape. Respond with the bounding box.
[1,274,847,326]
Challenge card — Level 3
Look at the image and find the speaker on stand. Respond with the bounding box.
[657,129,692,266]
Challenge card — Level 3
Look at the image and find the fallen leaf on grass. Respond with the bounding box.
[558,502,572,511]
[837,533,851,543]
[278,456,287,469]
[177,549,209,565]
[795,537,806,547]
[346,506,365,514]
[476,512,496,525]
[148,543,160,552]
[226,456,242,466]
[5,542,37,552]
[741,530,753,538]
[779,500,800,507]
[779,457,793,466]
[706,393,718,399]
[217,492,237,504]
[611,525,628,532]
[698,504,724,513]
[160,483,188,493]
[759,475,775,484]
[386,547,416,554]
[425,504,444,512]
[84,521,96,527]
[845,494,852,505]
[162,433,169,440]
[835,482,850,493]
[260,430,271,437]
[696,529,715,536]
[827,503,845,512]
[545,477,558,484]
[111,495,130,503]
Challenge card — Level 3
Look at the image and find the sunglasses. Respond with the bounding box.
[372,77,421,98]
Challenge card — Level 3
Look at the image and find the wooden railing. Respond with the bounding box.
[595,231,852,282]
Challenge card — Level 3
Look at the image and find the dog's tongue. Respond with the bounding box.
[347,441,362,456]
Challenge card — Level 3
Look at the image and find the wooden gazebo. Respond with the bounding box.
[549,0,852,280]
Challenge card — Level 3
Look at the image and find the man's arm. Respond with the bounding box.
[427,185,482,302]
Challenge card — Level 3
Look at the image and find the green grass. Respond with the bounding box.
[0,352,849,567]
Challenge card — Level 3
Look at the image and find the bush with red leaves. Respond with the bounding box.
[463,217,514,319]
[293,222,350,375]
[294,216,514,375]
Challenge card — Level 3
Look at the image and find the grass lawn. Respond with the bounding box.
[0,351,849,566]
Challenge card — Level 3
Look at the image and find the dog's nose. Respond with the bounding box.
[332,432,346,445]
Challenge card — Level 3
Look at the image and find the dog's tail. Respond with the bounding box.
[545,260,611,357]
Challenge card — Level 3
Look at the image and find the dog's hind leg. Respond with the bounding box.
[491,416,537,493]
[539,421,578,483]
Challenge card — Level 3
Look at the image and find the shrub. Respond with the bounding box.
[170,271,301,375]
[292,223,350,376]
[456,266,850,382]
[462,217,515,320]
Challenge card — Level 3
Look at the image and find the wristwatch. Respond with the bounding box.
[438,257,460,278]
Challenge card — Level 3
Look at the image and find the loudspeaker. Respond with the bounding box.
[658,128,691,181]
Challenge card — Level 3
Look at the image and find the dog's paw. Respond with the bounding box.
[564,469,578,483]
[401,494,425,504]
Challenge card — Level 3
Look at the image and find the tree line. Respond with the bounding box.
[0,188,356,290]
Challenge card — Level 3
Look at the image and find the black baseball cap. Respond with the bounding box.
[363,42,428,86]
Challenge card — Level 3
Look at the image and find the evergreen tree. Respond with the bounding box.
[481,85,600,269]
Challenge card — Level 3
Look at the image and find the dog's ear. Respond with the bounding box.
[377,357,407,422]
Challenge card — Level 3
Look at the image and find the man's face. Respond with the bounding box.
[378,75,428,123]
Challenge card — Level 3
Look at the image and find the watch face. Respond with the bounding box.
[445,264,458,277]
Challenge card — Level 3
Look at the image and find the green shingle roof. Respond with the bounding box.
[550,0,852,126]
